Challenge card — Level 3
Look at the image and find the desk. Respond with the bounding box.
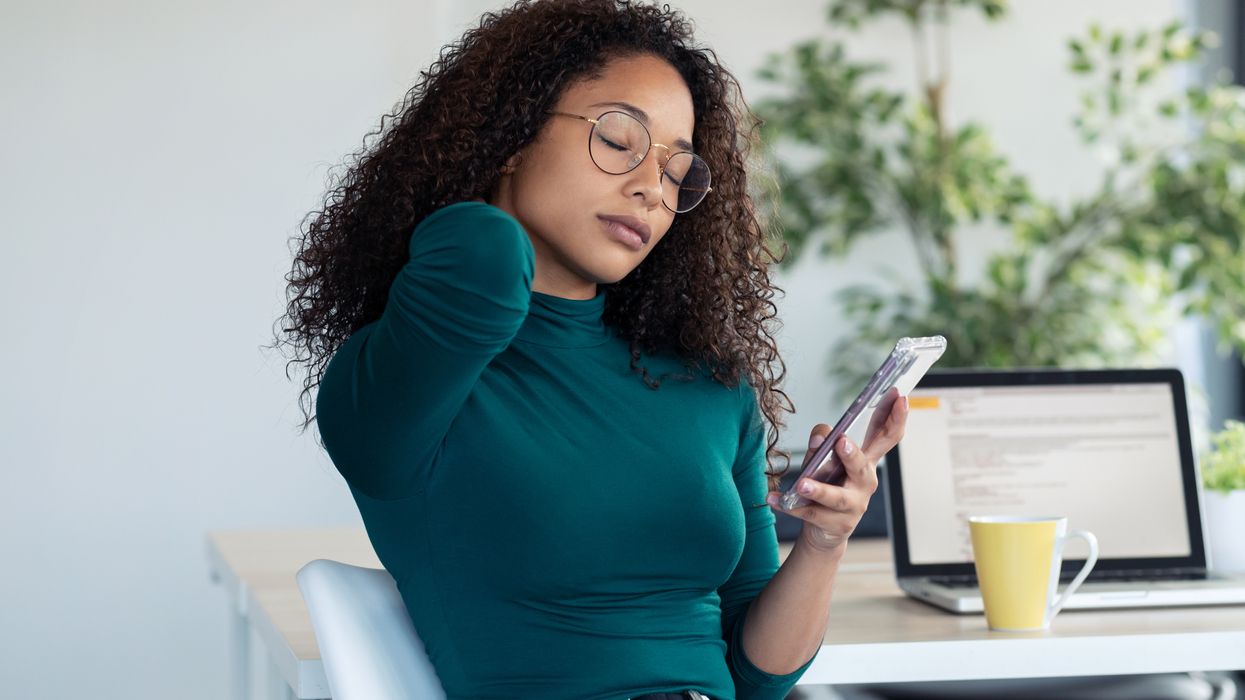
[206,527,1245,699]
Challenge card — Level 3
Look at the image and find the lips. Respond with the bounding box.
[597,214,651,245]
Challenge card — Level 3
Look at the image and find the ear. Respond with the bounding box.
[501,153,523,174]
[500,151,524,176]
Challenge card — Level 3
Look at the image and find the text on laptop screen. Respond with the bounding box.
[900,383,1191,565]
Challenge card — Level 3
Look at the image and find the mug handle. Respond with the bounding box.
[1048,529,1099,621]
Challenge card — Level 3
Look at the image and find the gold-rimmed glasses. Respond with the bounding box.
[548,110,713,213]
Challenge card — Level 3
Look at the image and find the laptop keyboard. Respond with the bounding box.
[929,570,1207,587]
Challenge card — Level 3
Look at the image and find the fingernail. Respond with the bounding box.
[798,480,814,494]
[841,438,854,455]
[810,434,826,449]
[766,494,779,506]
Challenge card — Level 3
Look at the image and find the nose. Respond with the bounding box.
[623,145,666,210]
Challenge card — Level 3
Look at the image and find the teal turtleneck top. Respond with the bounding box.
[315,202,817,700]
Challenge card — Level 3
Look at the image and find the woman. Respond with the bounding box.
[278,1,909,698]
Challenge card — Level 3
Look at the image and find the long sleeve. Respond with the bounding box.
[718,380,819,699]
[315,202,535,500]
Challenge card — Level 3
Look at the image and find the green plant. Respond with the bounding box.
[1203,420,1245,494]
[755,0,1245,397]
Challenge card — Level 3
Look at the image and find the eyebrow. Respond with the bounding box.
[587,100,696,153]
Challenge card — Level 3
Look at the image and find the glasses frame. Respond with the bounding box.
[547,110,713,213]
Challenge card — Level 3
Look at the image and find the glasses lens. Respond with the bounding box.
[589,112,649,174]
[663,152,712,213]
[584,111,712,213]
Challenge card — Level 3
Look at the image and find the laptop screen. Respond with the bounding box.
[885,369,1206,575]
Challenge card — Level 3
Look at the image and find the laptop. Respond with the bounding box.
[882,367,1245,613]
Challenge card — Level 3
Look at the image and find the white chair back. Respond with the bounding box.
[296,559,447,700]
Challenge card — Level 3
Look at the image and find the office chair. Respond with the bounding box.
[296,559,447,700]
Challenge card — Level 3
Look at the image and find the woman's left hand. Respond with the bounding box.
[766,388,910,555]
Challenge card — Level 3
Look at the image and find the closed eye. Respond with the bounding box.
[595,134,629,152]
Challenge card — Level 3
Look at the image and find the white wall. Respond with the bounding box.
[0,1,1221,698]
[2,1,439,697]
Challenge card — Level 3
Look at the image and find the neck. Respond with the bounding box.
[529,237,597,300]
[532,277,598,301]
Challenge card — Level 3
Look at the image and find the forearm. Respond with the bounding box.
[738,539,847,675]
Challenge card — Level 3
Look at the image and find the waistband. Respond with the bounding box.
[629,691,711,700]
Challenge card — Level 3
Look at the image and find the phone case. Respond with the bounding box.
[779,335,947,511]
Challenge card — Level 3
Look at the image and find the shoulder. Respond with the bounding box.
[691,361,759,421]
[410,201,533,261]
[734,374,765,431]
[417,201,524,234]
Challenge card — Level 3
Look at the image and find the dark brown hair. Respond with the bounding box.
[271,0,797,489]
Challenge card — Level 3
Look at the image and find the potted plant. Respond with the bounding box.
[1202,420,1245,573]
[754,0,1245,397]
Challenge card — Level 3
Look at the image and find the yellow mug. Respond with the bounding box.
[967,516,1099,631]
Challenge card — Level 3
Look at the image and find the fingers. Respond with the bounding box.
[774,478,867,536]
[800,426,878,490]
[786,436,876,502]
[770,435,878,540]
[802,423,832,467]
[863,387,899,439]
[862,391,909,463]
[835,435,878,492]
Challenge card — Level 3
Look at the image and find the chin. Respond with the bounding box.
[582,255,646,285]
[592,269,634,286]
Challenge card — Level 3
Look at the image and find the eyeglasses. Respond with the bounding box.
[548,110,713,213]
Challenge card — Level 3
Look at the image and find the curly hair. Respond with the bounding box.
[271,0,798,489]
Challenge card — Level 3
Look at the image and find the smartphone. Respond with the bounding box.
[778,336,947,511]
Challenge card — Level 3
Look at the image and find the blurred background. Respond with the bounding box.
[2,0,1242,698]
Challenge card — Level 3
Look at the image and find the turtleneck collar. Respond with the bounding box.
[514,288,611,348]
